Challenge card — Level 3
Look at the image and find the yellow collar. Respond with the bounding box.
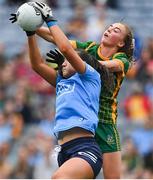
[97,46,110,61]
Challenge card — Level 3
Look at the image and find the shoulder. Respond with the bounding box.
[70,40,97,49]
[112,52,128,60]
[112,52,130,73]
[79,63,100,81]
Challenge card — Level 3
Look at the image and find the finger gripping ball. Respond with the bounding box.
[16,3,44,31]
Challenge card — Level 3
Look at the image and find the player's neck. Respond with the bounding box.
[99,44,118,58]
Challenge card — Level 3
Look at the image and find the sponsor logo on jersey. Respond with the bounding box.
[56,82,75,97]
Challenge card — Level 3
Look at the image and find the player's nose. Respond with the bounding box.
[62,60,67,67]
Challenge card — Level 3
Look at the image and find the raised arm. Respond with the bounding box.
[99,60,123,72]
[34,2,86,74]
[27,35,57,87]
[49,25,86,73]
[36,26,56,44]
[9,4,57,87]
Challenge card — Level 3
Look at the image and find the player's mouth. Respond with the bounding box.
[104,33,108,37]
[62,68,66,72]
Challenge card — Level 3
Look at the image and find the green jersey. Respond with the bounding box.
[70,40,130,124]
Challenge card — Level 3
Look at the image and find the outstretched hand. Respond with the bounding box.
[9,2,39,24]
[9,13,17,23]
[33,2,56,23]
[46,49,64,71]
[9,12,35,36]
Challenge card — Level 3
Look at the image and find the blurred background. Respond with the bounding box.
[0,0,153,178]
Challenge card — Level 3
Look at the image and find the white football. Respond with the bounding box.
[16,2,44,31]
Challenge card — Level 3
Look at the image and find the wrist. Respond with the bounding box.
[47,21,57,28]
[45,16,57,27]
[26,31,36,36]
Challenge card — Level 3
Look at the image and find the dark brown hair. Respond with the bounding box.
[78,49,115,90]
[118,23,134,63]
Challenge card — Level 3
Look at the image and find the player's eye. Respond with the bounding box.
[114,28,120,33]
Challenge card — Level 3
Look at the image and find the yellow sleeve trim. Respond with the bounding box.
[113,59,125,75]
[85,42,96,51]
[112,52,125,59]
[69,40,77,49]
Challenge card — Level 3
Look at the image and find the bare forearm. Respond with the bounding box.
[48,25,85,73]
[28,35,44,69]
[99,60,122,72]
[36,27,55,44]
[27,36,57,86]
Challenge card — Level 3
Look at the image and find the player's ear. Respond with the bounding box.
[118,40,125,48]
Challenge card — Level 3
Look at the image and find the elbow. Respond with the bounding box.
[31,63,39,73]
[31,64,37,72]
[31,66,42,76]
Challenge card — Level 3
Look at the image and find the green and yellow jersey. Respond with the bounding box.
[70,40,130,124]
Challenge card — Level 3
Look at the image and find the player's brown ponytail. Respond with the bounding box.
[78,49,115,91]
[118,23,134,64]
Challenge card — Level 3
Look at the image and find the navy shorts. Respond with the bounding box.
[57,137,102,178]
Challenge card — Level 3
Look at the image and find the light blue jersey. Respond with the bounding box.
[54,63,101,137]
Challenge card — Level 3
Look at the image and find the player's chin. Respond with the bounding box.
[101,38,109,45]
[62,71,68,78]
